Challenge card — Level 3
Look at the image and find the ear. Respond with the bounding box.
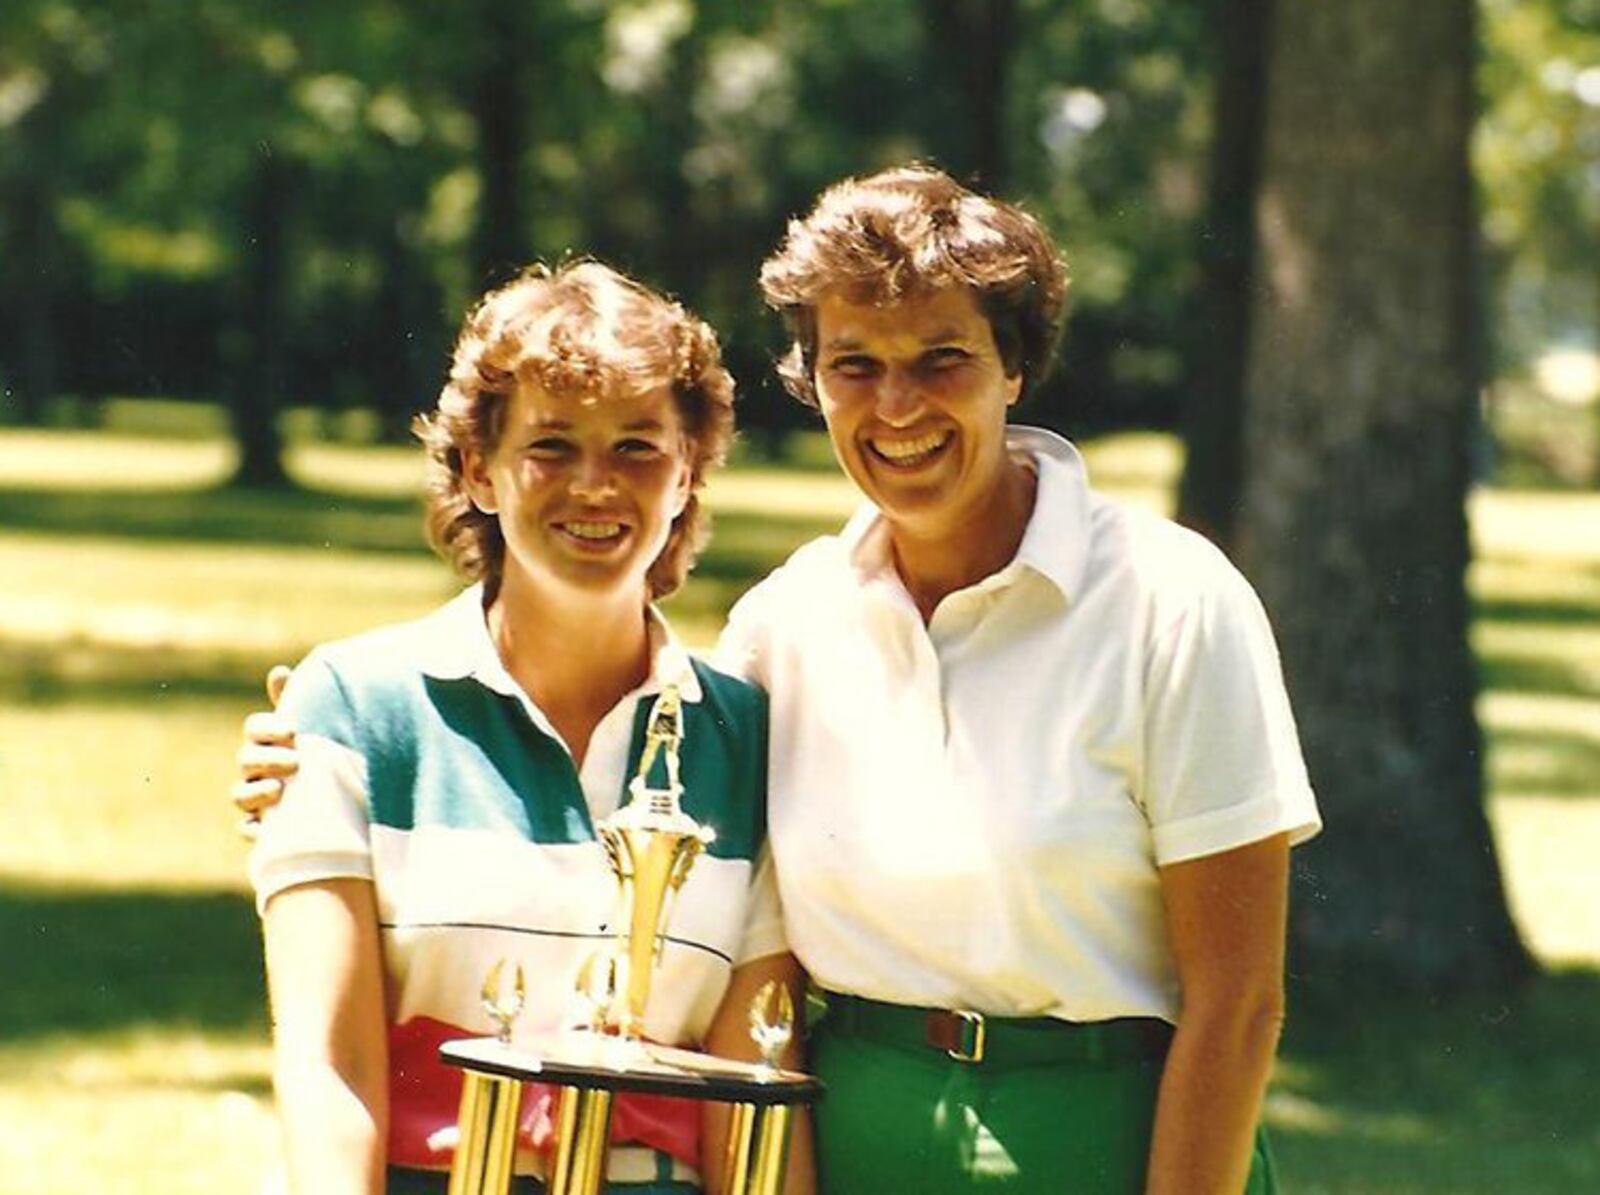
[461,447,500,515]
[1004,370,1024,408]
[670,458,693,519]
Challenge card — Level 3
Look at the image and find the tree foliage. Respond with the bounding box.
[0,0,1222,460]
[1479,0,1600,367]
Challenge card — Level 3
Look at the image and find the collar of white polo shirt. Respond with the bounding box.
[409,584,702,727]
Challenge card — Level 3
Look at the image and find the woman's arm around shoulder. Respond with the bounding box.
[1146,833,1289,1195]
[262,877,390,1195]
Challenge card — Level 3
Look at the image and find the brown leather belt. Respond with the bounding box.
[822,991,1174,1067]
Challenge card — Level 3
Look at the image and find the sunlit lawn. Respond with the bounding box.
[1,419,1597,1191]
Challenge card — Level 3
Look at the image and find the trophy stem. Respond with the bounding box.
[721,1102,793,1195]
[447,1072,523,1195]
[546,1085,614,1195]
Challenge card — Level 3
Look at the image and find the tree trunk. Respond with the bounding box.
[919,0,1018,190]
[1176,0,1272,552]
[11,178,59,425]
[471,3,529,288]
[373,211,439,441]
[227,147,291,489]
[1238,0,1531,991]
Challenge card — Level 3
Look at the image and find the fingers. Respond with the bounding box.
[266,664,291,708]
[237,738,299,780]
[236,664,293,843]
[244,710,296,748]
[233,775,288,815]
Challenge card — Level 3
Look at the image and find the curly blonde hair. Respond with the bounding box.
[760,165,1069,407]
[415,261,736,602]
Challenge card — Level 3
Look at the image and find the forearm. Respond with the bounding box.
[1144,998,1282,1195]
[262,879,391,1195]
[274,1057,388,1195]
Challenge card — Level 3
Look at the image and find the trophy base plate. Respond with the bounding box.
[440,1032,822,1106]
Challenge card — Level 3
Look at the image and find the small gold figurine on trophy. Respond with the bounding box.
[748,980,795,1077]
[481,961,526,1045]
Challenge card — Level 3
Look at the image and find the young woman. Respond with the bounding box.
[249,261,808,1195]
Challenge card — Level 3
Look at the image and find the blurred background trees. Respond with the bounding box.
[0,0,1231,457]
[6,0,1590,477]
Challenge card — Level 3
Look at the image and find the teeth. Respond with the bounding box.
[873,430,950,463]
[563,522,623,540]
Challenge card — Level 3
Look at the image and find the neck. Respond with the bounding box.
[488,573,652,764]
[889,455,1037,623]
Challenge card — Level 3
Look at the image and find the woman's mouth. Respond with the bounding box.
[555,520,627,547]
[868,429,953,469]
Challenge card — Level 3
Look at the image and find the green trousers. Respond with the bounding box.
[811,1012,1278,1194]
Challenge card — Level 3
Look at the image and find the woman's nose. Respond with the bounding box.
[874,367,926,427]
[569,455,617,500]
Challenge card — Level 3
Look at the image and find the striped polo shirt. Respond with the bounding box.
[251,586,784,1180]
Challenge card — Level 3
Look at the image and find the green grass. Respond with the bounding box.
[1268,971,1600,1192]
[2,422,1597,1191]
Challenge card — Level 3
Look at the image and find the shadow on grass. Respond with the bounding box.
[1273,970,1600,1193]
[0,638,286,706]
[695,508,842,581]
[1478,651,1599,700]
[1476,596,1600,626]
[0,878,267,1041]
[0,484,430,555]
[1489,726,1600,800]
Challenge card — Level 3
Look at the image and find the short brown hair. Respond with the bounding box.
[415,260,736,602]
[760,165,1069,406]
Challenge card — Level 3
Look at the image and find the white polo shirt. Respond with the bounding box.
[718,427,1320,1024]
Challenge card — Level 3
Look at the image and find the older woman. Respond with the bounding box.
[720,166,1320,1193]
[249,261,808,1195]
[241,168,1320,1194]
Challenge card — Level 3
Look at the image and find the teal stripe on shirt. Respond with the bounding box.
[288,643,767,859]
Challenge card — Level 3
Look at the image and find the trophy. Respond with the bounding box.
[595,685,716,1039]
[441,686,821,1195]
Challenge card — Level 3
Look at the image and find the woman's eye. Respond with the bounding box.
[922,347,970,371]
[526,438,572,457]
[828,355,880,379]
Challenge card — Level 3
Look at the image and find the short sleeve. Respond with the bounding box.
[733,844,788,965]
[1139,554,1321,865]
[248,653,375,913]
[713,584,775,688]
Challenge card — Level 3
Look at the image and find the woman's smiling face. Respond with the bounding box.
[814,285,1022,543]
[464,381,692,604]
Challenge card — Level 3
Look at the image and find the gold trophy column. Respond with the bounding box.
[721,979,799,1195]
[447,962,527,1195]
[446,1072,524,1195]
[545,1086,615,1195]
[721,1103,794,1195]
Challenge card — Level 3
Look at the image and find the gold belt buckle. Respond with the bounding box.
[947,1009,986,1063]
